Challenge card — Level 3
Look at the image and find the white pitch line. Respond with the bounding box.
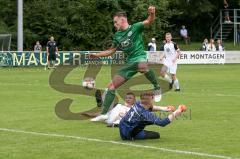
[0,128,236,159]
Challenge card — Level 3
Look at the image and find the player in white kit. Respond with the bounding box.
[106,92,135,127]
[160,33,181,91]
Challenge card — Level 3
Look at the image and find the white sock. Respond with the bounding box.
[164,74,172,83]
[174,79,180,89]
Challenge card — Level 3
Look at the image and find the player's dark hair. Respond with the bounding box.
[114,11,127,18]
[140,92,154,99]
[140,92,154,111]
[165,32,172,36]
[125,92,135,97]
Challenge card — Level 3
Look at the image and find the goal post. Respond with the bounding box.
[0,34,11,51]
[0,34,12,66]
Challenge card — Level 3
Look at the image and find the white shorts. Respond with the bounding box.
[106,104,130,125]
[162,63,178,74]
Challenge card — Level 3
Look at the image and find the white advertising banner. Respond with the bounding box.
[147,51,240,64]
[225,51,240,63]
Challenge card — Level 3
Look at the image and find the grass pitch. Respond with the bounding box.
[0,64,240,159]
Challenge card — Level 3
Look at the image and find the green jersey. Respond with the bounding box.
[112,22,146,63]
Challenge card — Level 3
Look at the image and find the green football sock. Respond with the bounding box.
[101,89,116,114]
[144,69,160,90]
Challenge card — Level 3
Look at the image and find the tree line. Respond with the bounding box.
[0,0,239,50]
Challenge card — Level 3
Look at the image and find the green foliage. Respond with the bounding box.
[0,0,177,50]
[0,0,239,50]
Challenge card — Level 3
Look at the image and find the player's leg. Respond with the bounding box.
[138,62,162,102]
[95,89,102,107]
[47,61,51,69]
[119,123,129,140]
[139,62,160,90]
[91,64,138,121]
[47,54,51,69]
[171,74,180,91]
[52,60,55,68]
[102,63,139,114]
[160,65,173,89]
[170,64,180,91]
[91,75,126,121]
[106,105,129,127]
[101,75,126,114]
[106,104,122,125]
[52,53,56,68]
[184,36,188,44]
[133,130,160,140]
[119,126,159,140]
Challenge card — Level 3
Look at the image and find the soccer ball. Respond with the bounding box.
[82,77,95,89]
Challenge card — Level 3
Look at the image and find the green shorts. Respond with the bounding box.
[117,62,139,80]
[117,55,147,80]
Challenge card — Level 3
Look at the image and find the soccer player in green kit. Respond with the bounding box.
[90,6,162,121]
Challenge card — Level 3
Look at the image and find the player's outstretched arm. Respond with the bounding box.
[89,47,117,58]
[168,105,187,122]
[143,6,156,26]
[153,105,175,112]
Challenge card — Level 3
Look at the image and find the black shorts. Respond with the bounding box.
[48,53,56,61]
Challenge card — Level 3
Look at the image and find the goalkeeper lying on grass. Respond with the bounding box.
[106,92,176,127]
[119,92,187,140]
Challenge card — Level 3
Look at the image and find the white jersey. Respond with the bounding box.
[163,41,179,67]
[106,104,131,125]
[148,42,157,51]
[180,28,188,37]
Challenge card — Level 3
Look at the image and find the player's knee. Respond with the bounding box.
[139,69,148,73]
[138,63,148,73]
[139,67,148,73]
